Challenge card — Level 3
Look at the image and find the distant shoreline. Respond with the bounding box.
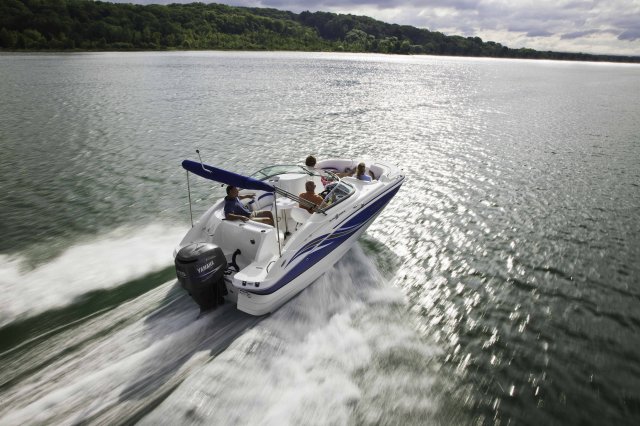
[1,0,638,64]
[2,49,639,65]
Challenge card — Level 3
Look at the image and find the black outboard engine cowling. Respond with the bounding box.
[175,242,228,310]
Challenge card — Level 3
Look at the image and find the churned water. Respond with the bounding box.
[0,52,639,425]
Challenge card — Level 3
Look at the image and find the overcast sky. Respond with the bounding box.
[122,0,640,56]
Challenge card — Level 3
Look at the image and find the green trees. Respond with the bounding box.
[344,28,367,50]
[0,0,637,63]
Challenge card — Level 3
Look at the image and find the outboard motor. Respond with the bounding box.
[175,242,228,310]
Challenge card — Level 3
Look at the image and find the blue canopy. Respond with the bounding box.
[182,160,275,193]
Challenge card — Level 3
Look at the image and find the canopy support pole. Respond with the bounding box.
[186,170,194,227]
[274,191,282,257]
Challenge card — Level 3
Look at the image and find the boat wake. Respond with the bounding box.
[0,224,184,327]
[1,232,441,425]
[141,246,440,425]
[0,279,261,424]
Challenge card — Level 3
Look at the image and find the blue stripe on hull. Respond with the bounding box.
[247,182,402,295]
[287,181,403,266]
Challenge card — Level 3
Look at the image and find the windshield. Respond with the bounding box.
[319,181,354,211]
[250,164,340,184]
[250,165,310,180]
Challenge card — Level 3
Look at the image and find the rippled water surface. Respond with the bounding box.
[1,52,639,425]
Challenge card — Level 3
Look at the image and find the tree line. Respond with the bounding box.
[1,0,638,63]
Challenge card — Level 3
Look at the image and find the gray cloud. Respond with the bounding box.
[526,30,554,38]
[610,15,640,41]
[561,29,604,39]
[561,29,619,40]
[619,29,640,41]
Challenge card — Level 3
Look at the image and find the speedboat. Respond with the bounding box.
[174,157,405,315]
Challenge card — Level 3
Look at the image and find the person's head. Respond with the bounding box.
[305,181,316,192]
[226,185,238,197]
[356,162,366,176]
[305,155,316,168]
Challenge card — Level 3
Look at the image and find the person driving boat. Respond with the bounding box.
[298,181,323,213]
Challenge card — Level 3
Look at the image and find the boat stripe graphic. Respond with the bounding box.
[248,183,403,295]
[287,180,404,266]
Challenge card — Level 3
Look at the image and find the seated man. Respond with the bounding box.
[224,185,274,226]
[298,181,324,213]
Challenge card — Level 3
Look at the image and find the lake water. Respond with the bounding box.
[0,51,639,425]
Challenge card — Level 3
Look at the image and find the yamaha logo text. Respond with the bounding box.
[197,259,216,274]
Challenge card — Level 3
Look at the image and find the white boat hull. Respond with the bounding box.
[175,158,405,315]
[236,205,386,315]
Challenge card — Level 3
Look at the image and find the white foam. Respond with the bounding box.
[0,224,185,326]
[0,244,441,424]
[141,246,441,425]
[0,296,217,425]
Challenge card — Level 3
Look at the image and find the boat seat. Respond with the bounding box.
[291,206,311,224]
[209,206,278,263]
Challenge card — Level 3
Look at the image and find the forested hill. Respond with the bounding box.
[1,0,638,63]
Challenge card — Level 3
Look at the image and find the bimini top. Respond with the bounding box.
[182,159,352,213]
[182,160,275,193]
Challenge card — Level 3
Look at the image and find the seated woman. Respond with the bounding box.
[298,181,324,213]
[224,185,274,226]
[355,162,373,181]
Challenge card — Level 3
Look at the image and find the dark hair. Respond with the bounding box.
[226,185,235,195]
[356,162,366,177]
[305,155,316,167]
